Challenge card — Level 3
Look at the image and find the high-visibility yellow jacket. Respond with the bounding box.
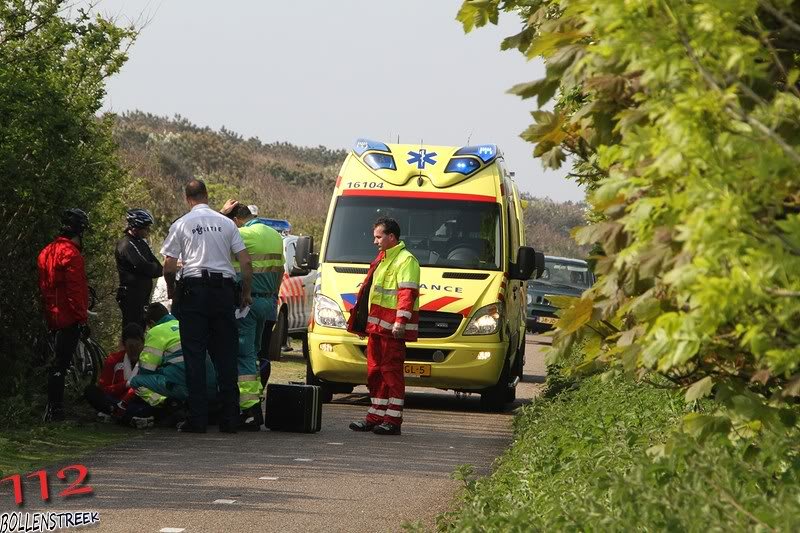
[362,242,420,341]
[135,314,183,406]
[233,219,284,320]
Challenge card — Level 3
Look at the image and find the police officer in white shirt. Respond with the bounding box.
[161,179,253,433]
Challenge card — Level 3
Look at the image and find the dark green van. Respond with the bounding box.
[526,256,594,333]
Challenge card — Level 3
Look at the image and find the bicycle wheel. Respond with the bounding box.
[65,338,104,395]
[84,338,106,375]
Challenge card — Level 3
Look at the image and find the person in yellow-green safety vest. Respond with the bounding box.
[223,201,284,431]
[122,303,218,422]
[347,217,420,436]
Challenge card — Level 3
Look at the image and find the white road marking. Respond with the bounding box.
[160,529,185,532]
[259,476,280,480]
[327,442,344,445]
[213,499,237,504]
[294,458,312,462]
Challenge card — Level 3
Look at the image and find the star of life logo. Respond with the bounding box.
[0,511,99,532]
[406,149,437,169]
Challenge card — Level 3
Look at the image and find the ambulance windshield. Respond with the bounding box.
[325,196,502,270]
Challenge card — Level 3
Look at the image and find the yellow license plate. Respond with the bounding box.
[404,363,431,377]
[537,316,558,325]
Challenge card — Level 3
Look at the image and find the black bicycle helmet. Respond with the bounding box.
[126,208,154,229]
[61,208,90,235]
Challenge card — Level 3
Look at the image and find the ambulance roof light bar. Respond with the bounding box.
[454,144,499,163]
[353,138,391,156]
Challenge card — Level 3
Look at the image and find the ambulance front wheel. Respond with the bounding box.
[480,355,512,412]
[305,359,334,403]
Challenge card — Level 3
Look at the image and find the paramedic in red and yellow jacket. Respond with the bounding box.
[347,217,420,436]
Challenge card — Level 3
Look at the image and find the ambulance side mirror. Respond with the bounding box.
[533,251,545,279]
[510,246,536,280]
[295,235,319,271]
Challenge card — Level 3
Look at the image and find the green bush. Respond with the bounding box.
[0,1,135,410]
[441,372,800,531]
[458,0,800,442]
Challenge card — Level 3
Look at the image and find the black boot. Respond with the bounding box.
[239,404,263,432]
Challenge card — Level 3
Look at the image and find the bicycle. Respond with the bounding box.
[34,286,107,397]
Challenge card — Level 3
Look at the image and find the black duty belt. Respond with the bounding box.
[181,276,235,288]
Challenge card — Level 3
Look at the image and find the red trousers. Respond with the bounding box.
[365,333,406,426]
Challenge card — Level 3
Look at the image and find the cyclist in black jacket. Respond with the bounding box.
[116,209,163,328]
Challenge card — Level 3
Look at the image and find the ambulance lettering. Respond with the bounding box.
[419,284,462,293]
[355,282,462,293]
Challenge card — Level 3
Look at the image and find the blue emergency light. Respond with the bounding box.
[353,138,391,156]
[445,157,481,175]
[256,218,292,234]
[364,152,397,171]
[454,144,498,163]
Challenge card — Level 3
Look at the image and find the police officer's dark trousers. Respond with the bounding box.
[177,278,240,430]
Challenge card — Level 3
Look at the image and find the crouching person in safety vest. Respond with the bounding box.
[347,217,420,436]
[84,323,156,429]
[224,202,284,431]
[123,303,217,425]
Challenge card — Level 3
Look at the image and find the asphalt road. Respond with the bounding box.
[26,335,549,532]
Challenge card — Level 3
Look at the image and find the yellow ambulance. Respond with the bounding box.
[297,139,541,410]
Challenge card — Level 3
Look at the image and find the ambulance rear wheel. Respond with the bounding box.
[502,337,525,403]
[305,359,334,403]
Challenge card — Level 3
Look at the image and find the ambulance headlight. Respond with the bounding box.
[464,303,503,336]
[314,294,347,329]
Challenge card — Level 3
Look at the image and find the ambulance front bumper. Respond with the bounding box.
[308,327,508,390]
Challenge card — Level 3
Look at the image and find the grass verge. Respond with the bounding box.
[0,422,135,478]
[439,370,800,531]
[0,348,308,478]
[269,349,307,384]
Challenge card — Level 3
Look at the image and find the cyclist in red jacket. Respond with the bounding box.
[37,208,90,422]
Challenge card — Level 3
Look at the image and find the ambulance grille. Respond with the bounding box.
[418,311,462,338]
[358,345,453,363]
[333,266,369,274]
[442,272,490,280]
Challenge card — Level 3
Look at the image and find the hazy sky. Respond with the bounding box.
[99,1,585,203]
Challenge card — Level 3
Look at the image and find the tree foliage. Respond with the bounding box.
[458,0,800,439]
[0,1,135,400]
[521,194,590,258]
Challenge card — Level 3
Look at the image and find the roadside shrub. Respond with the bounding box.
[441,372,800,531]
[0,2,135,407]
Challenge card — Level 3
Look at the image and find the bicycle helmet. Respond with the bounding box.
[61,208,90,235]
[126,208,154,229]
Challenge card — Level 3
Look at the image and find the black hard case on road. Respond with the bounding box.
[265,382,322,433]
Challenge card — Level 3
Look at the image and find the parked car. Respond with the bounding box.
[261,233,318,359]
[527,256,594,333]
